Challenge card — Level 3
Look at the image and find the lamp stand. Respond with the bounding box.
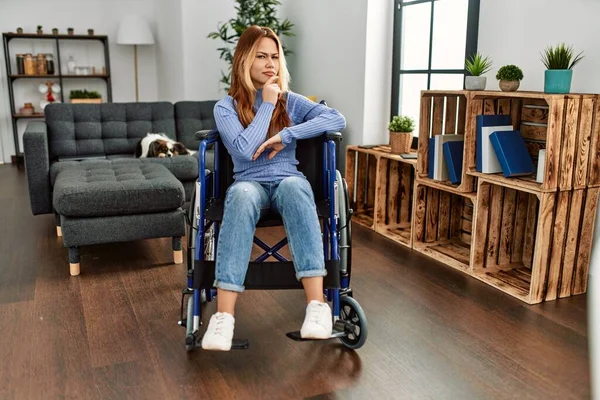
[133,44,139,102]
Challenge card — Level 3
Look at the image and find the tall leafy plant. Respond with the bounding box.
[541,43,584,70]
[207,0,294,90]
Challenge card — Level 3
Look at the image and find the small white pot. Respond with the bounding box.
[465,76,487,91]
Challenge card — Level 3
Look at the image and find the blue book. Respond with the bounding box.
[476,115,512,172]
[489,130,535,177]
[443,141,464,184]
[428,137,435,178]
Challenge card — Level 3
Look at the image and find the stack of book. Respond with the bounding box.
[475,115,535,178]
[428,135,464,184]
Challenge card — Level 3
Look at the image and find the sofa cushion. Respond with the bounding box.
[45,102,176,161]
[175,101,218,150]
[50,156,199,186]
[53,163,185,218]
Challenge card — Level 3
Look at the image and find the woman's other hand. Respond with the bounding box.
[262,76,281,105]
[253,133,284,160]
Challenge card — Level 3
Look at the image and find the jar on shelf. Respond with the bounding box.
[36,53,47,75]
[15,54,25,75]
[45,54,55,75]
[23,54,35,75]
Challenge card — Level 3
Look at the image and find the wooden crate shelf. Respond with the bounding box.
[471,180,600,304]
[412,181,475,272]
[466,91,600,192]
[346,89,600,304]
[346,145,416,247]
[417,91,472,192]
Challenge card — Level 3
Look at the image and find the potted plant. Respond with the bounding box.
[37,25,43,35]
[496,65,524,92]
[69,89,102,104]
[67,27,74,35]
[87,28,94,36]
[388,115,415,153]
[52,27,59,35]
[541,43,584,94]
[464,52,493,90]
[16,27,23,34]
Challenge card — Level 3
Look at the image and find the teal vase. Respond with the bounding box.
[544,69,573,94]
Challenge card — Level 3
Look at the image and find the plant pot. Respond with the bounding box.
[544,69,573,94]
[88,29,94,36]
[67,29,74,36]
[37,30,43,35]
[70,98,102,104]
[499,80,520,92]
[52,29,58,35]
[16,28,23,34]
[389,131,412,153]
[465,76,487,91]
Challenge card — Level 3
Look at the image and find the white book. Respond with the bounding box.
[536,149,546,183]
[433,134,464,181]
[481,125,513,174]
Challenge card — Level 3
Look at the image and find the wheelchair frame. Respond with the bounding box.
[180,129,367,351]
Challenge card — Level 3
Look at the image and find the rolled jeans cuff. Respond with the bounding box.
[214,280,245,293]
[296,269,327,281]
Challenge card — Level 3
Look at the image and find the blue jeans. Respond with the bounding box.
[214,176,326,292]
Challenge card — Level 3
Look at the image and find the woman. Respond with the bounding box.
[202,25,346,351]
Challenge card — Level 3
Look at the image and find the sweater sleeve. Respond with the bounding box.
[279,92,346,146]
[214,98,275,161]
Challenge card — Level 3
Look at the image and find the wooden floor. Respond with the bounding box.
[0,164,590,399]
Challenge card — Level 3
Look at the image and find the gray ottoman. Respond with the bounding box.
[53,163,187,276]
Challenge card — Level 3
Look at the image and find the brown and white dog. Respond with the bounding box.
[135,133,196,158]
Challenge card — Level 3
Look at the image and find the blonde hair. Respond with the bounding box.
[229,25,291,138]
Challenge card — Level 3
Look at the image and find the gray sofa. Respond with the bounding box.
[23,101,216,275]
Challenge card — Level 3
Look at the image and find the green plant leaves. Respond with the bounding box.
[465,53,493,76]
[541,43,584,70]
[388,115,415,132]
[496,65,524,81]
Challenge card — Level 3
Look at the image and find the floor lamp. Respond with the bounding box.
[116,15,155,102]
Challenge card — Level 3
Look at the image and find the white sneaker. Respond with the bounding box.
[300,300,333,339]
[201,312,235,351]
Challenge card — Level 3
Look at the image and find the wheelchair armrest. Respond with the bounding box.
[195,129,220,141]
[325,131,342,142]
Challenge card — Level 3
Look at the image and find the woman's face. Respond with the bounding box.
[250,37,279,89]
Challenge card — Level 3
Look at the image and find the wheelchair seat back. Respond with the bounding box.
[213,135,340,201]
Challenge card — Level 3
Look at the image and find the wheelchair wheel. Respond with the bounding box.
[339,295,367,349]
[336,170,352,286]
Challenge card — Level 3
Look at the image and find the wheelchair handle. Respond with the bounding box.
[195,129,219,141]
[325,131,343,142]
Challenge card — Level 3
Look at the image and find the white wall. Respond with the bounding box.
[362,0,394,146]
[478,0,599,93]
[0,0,159,160]
[181,0,235,101]
[155,0,184,103]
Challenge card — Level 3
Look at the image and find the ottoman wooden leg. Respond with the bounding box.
[68,246,80,276]
[173,237,183,264]
[55,213,62,237]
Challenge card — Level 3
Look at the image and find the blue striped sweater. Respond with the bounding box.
[213,90,346,181]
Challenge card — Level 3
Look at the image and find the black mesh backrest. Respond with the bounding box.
[214,135,339,202]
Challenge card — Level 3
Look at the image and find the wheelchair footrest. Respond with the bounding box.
[231,339,250,350]
[285,329,346,342]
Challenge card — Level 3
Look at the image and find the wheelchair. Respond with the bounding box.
[179,119,367,352]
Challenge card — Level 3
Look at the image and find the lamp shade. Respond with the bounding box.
[116,15,155,45]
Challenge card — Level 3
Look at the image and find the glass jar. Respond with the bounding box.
[45,53,55,75]
[15,54,24,75]
[36,53,47,75]
[23,54,35,75]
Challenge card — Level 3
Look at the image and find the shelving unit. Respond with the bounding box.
[2,32,112,163]
[347,89,600,304]
[346,145,416,248]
